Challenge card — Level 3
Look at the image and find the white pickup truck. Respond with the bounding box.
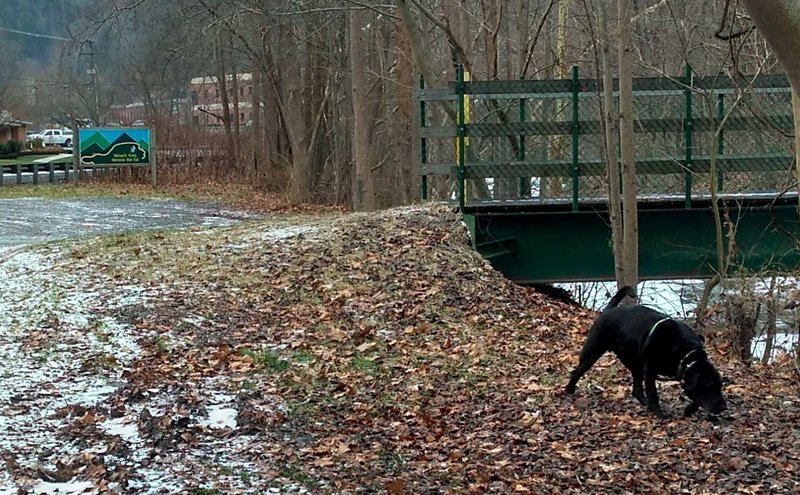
[35,128,74,147]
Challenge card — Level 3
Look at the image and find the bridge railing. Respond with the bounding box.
[418,66,794,211]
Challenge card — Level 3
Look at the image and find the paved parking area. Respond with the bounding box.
[0,197,255,249]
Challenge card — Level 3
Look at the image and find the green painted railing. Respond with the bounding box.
[419,67,794,210]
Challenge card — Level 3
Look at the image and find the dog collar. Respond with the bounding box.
[678,349,704,382]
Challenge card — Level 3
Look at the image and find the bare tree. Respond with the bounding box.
[350,6,376,210]
[739,1,800,206]
[597,1,625,287]
[618,0,638,287]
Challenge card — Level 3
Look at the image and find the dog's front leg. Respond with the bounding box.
[643,365,666,418]
[630,368,646,406]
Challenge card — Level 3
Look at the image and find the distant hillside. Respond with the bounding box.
[0,0,87,63]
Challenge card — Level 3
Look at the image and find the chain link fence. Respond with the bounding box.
[419,67,794,209]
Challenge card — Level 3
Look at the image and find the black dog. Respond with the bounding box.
[565,286,727,418]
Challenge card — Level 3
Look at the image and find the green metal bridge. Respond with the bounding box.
[419,67,800,283]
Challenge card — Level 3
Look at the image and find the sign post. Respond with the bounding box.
[71,120,79,185]
[78,127,156,186]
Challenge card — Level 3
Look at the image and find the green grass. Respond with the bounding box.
[278,464,315,485]
[155,336,171,355]
[240,348,289,372]
[292,349,315,364]
[190,488,223,495]
[0,154,53,166]
[351,355,378,373]
[0,183,168,199]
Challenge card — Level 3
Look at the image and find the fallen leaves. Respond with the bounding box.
[4,204,798,494]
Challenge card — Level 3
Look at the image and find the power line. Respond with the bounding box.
[0,26,71,42]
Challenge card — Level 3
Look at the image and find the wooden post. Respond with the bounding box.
[150,128,157,187]
[71,121,80,185]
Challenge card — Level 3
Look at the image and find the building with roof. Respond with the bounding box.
[0,111,30,143]
[189,73,255,127]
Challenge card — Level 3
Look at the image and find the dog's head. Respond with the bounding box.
[682,360,727,415]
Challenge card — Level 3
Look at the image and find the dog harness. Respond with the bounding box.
[645,317,671,344]
[645,318,705,382]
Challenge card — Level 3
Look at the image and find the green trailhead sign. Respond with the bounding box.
[79,128,152,165]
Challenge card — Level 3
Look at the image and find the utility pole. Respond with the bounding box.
[79,40,100,125]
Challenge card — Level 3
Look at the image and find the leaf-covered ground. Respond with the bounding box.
[2,204,799,494]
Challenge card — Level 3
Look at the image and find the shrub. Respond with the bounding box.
[5,140,21,154]
[0,140,22,158]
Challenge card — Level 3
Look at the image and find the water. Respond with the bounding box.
[560,279,799,362]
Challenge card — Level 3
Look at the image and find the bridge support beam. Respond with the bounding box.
[466,199,800,283]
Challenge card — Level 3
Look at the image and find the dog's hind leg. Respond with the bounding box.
[565,330,607,394]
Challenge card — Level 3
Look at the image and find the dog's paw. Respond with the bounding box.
[683,402,699,417]
[648,407,671,419]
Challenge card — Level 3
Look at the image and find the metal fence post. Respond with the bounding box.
[683,64,693,209]
[456,65,466,210]
[419,75,428,201]
[571,65,580,212]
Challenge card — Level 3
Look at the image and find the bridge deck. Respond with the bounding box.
[462,191,799,213]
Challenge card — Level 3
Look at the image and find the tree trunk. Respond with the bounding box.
[481,0,500,79]
[251,70,263,179]
[229,33,241,157]
[546,0,570,198]
[395,13,415,203]
[762,277,777,364]
[458,0,473,62]
[794,88,800,209]
[280,48,312,203]
[349,7,376,211]
[516,0,530,75]
[216,35,235,162]
[618,0,639,287]
[599,1,625,287]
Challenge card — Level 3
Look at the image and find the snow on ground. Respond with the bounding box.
[0,222,321,493]
[0,249,147,493]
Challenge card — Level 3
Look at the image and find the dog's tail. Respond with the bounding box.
[604,286,637,311]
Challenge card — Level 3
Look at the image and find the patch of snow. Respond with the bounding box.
[201,406,238,430]
[31,480,94,494]
[101,417,140,442]
[227,225,319,249]
[260,225,317,241]
[0,249,147,492]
